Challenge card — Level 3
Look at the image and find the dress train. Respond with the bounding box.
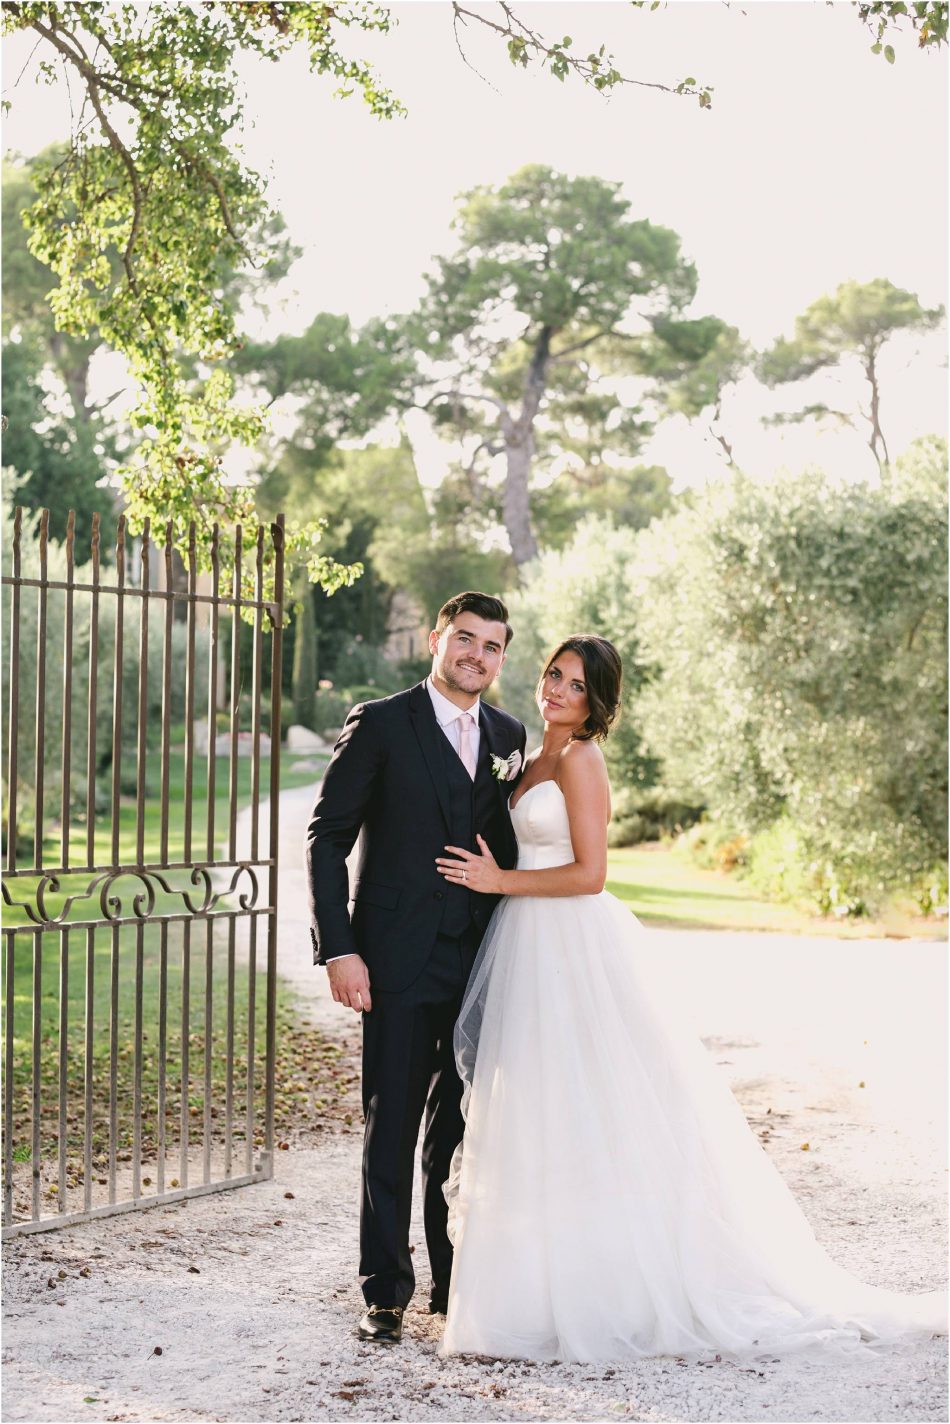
[440,781,947,1363]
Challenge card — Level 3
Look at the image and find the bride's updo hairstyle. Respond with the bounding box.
[538,635,623,742]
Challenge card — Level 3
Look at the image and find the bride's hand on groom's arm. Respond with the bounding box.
[326,954,373,1013]
[436,835,506,895]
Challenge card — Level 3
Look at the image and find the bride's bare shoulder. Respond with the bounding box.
[557,739,608,784]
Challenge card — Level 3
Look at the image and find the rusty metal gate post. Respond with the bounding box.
[263,514,284,1179]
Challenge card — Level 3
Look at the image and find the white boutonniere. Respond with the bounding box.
[491,749,523,782]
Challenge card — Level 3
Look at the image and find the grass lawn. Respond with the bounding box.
[607,843,947,939]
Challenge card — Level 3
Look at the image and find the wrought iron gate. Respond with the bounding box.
[2,507,285,1236]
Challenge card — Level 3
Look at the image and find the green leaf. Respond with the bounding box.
[884,43,896,61]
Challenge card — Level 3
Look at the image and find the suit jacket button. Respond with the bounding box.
[434,891,444,901]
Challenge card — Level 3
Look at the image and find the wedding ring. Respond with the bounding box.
[462,870,467,881]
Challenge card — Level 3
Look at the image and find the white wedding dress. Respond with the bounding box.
[440,780,947,1363]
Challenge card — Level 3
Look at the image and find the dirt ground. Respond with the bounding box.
[2,786,946,1423]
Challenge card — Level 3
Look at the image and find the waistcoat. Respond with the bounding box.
[438,727,508,937]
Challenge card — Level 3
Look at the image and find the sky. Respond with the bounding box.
[2,0,948,491]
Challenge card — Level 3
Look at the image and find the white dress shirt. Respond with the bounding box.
[426,675,482,765]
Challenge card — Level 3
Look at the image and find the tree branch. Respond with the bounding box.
[422,386,510,416]
[451,4,500,93]
[549,328,614,362]
[25,13,144,290]
[451,1,712,102]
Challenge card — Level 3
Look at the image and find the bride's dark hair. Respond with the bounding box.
[537,635,623,742]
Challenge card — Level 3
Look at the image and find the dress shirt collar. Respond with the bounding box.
[426,675,481,727]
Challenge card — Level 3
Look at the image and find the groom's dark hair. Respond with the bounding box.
[435,592,514,648]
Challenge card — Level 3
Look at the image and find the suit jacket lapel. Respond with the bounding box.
[479,704,515,816]
[408,681,452,830]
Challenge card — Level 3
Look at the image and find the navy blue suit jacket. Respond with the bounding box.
[305,681,526,993]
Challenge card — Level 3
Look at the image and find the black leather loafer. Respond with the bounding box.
[358,1305,404,1342]
[428,1296,448,1316]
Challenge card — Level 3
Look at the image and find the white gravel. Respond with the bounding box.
[2,786,947,1423]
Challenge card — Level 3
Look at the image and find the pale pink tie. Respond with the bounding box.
[457,712,477,779]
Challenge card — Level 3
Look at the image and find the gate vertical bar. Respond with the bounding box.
[244,915,256,1175]
[182,524,197,867]
[85,515,100,870]
[227,528,242,866]
[179,922,190,1191]
[202,916,213,1185]
[203,528,219,1187]
[33,511,49,870]
[263,517,285,1168]
[157,921,168,1196]
[4,934,14,1225]
[228,527,244,1168]
[206,526,220,862]
[250,529,265,862]
[31,929,42,1221]
[83,928,94,1213]
[132,522,151,1201]
[234,530,265,1178]
[241,528,266,1176]
[158,522,174,870]
[61,512,75,868]
[134,520,151,868]
[224,915,234,1178]
[108,923,119,1205]
[179,525,197,1191]
[110,518,125,870]
[157,525,174,1200]
[107,518,126,1208]
[6,509,22,873]
[57,929,69,1211]
[133,923,144,1199]
[4,512,22,1223]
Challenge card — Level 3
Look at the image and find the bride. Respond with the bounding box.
[434,635,947,1363]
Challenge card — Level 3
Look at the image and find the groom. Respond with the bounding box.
[305,591,526,1343]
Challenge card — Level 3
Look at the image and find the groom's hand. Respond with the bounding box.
[326,955,373,1013]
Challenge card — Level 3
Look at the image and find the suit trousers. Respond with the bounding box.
[359,927,481,1308]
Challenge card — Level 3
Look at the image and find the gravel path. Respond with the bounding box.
[2,786,947,1423]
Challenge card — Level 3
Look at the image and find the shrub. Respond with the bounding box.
[634,438,948,910]
[608,786,703,847]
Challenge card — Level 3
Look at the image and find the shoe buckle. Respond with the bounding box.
[367,1304,402,1318]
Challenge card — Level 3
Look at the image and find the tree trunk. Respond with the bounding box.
[49,332,91,427]
[291,579,317,728]
[503,431,539,567]
[710,398,735,467]
[864,344,890,471]
[502,325,552,568]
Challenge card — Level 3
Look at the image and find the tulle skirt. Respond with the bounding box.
[440,891,947,1363]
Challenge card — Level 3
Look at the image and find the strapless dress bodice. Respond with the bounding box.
[510,780,574,870]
